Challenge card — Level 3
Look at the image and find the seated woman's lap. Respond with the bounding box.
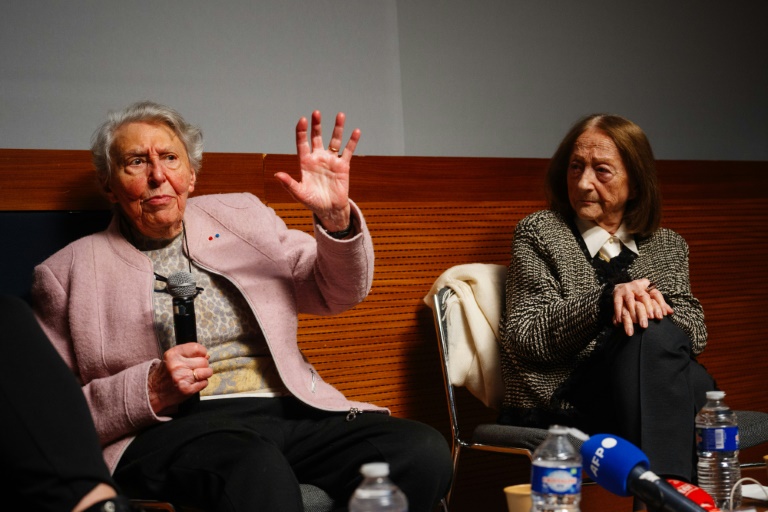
[569,317,715,480]
[114,396,452,512]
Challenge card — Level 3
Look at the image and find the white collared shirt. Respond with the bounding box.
[574,217,638,259]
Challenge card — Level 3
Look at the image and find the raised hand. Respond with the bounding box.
[274,110,361,232]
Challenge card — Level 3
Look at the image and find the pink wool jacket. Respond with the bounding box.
[31,193,386,472]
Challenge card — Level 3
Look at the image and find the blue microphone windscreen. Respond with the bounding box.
[580,434,649,496]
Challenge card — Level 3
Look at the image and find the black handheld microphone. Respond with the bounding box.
[167,271,198,344]
[581,434,705,512]
[167,271,200,412]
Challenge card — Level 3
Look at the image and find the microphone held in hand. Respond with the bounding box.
[167,271,201,413]
[167,271,198,344]
[581,434,705,512]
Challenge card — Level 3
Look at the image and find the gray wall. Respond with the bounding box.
[2,1,766,160]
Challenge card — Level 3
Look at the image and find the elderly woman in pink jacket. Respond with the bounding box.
[31,101,452,512]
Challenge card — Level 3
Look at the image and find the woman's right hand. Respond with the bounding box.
[613,278,674,336]
[147,342,211,415]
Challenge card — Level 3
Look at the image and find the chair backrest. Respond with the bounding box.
[433,286,464,445]
[427,264,582,443]
[429,265,590,507]
[0,210,111,302]
[426,263,508,448]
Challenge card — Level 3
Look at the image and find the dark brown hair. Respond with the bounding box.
[545,114,661,237]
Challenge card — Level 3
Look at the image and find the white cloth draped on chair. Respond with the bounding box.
[424,263,506,409]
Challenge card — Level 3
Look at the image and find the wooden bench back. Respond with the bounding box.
[2,149,766,412]
[2,149,766,510]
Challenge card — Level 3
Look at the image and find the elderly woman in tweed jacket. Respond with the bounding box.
[498,114,716,484]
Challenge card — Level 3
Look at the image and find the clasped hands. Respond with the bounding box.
[613,278,674,337]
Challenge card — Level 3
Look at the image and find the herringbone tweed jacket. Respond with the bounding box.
[498,209,706,425]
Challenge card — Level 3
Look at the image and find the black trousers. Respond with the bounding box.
[0,295,118,511]
[566,317,716,482]
[114,395,453,512]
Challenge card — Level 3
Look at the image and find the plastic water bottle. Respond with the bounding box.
[531,425,582,512]
[349,462,408,512]
[696,390,741,510]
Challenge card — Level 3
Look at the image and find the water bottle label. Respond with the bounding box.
[531,465,581,495]
[696,425,739,451]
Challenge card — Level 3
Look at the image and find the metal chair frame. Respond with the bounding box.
[432,286,557,506]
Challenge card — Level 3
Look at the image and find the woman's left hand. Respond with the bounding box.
[274,110,361,232]
[613,278,674,336]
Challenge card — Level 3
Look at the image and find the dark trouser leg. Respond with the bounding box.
[115,397,453,512]
[115,400,306,512]
[0,295,116,512]
[602,317,715,481]
[280,400,453,512]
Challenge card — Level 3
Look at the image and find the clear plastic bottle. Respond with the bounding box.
[348,462,408,512]
[530,425,582,512]
[695,390,741,510]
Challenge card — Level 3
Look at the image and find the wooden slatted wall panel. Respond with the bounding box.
[0,149,266,210]
[0,149,106,210]
[274,200,545,512]
[262,153,550,437]
[273,201,545,421]
[3,149,767,512]
[662,198,768,413]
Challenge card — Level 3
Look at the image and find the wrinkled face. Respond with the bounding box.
[566,128,631,233]
[105,122,196,239]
